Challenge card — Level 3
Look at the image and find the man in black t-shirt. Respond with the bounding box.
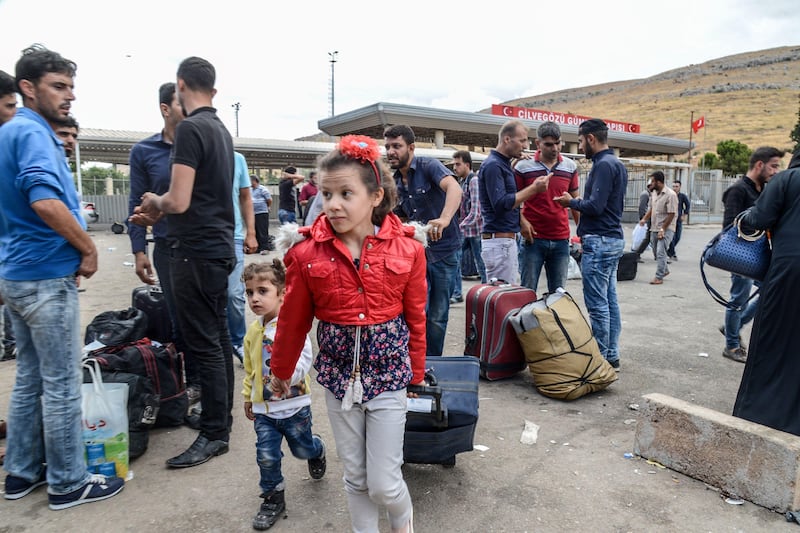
[277,166,305,225]
[132,56,235,468]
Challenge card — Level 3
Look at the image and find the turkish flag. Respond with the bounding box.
[692,116,705,134]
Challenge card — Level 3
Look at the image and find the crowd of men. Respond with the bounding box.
[1,41,789,518]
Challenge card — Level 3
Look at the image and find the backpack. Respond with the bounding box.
[89,338,187,427]
[510,290,618,400]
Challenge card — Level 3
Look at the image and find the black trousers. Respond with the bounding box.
[254,213,271,251]
[170,254,235,442]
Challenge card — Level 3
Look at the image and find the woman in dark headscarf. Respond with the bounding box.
[732,150,800,434]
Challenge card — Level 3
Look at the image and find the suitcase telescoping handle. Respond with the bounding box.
[407,383,446,427]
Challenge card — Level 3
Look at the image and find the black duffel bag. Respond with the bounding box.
[89,339,187,427]
[84,307,148,347]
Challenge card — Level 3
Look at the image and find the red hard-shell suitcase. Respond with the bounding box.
[464,282,537,380]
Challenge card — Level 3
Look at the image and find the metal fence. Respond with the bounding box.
[84,185,281,225]
[85,167,734,227]
[687,169,737,224]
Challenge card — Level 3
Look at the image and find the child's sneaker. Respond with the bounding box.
[4,467,47,500]
[307,434,326,480]
[48,474,124,510]
[252,489,286,530]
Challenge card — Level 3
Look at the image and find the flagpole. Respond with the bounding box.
[702,119,706,168]
[688,110,694,169]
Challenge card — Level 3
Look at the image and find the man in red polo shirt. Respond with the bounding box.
[514,121,580,293]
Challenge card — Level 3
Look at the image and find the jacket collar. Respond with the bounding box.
[275,212,427,255]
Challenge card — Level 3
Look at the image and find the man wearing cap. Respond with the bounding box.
[514,121,580,294]
[478,119,550,284]
[555,119,627,370]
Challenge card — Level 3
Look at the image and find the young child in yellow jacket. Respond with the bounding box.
[241,259,326,531]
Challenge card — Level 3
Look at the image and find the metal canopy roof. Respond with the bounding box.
[74,129,485,169]
[75,129,343,168]
[75,101,690,168]
[318,102,693,158]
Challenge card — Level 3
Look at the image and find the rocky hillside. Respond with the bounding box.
[501,46,800,161]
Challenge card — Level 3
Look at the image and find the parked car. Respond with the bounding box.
[82,201,99,224]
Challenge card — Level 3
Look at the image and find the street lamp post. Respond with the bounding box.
[328,51,338,117]
[232,102,241,137]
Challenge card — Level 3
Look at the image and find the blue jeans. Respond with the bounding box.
[465,236,487,283]
[254,406,323,494]
[2,305,15,349]
[278,209,296,225]
[227,240,246,351]
[0,275,91,494]
[450,241,463,299]
[580,235,625,363]
[667,220,682,257]
[724,274,759,348]
[519,238,570,294]
[426,251,457,356]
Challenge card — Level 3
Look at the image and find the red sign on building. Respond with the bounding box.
[491,104,640,134]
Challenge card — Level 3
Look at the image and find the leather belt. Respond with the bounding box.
[482,232,516,239]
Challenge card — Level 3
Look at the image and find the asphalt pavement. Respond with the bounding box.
[0,223,795,532]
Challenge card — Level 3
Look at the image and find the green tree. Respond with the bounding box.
[790,92,800,155]
[716,140,751,176]
[700,152,719,169]
[79,166,129,196]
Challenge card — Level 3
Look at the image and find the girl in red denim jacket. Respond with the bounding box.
[269,135,426,533]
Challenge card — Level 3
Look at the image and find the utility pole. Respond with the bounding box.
[232,102,241,137]
[328,51,338,117]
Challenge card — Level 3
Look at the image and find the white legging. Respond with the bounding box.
[325,388,413,533]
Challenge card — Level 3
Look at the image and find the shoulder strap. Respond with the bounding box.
[699,233,760,310]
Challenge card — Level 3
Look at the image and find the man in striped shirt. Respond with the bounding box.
[514,121,580,294]
[452,150,486,303]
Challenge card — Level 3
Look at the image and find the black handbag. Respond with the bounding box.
[700,212,770,309]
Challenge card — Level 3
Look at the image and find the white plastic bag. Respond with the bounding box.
[631,223,648,252]
[81,360,130,479]
[567,255,582,280]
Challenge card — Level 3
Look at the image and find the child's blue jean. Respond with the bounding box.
[254,406,323,494]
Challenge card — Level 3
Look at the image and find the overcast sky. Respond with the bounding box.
[1,0,797,140]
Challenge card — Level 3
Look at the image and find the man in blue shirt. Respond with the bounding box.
[132,56,236,468]
[127,82,204,401]
[0,44,124,508]
[228,151,258,364]
[385,124,462,357]
[555,119,627,370]
[479,120,549,284]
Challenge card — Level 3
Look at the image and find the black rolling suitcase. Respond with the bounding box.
[404,356,479,466]
[132,285,172,343]
[616,251,638,281]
